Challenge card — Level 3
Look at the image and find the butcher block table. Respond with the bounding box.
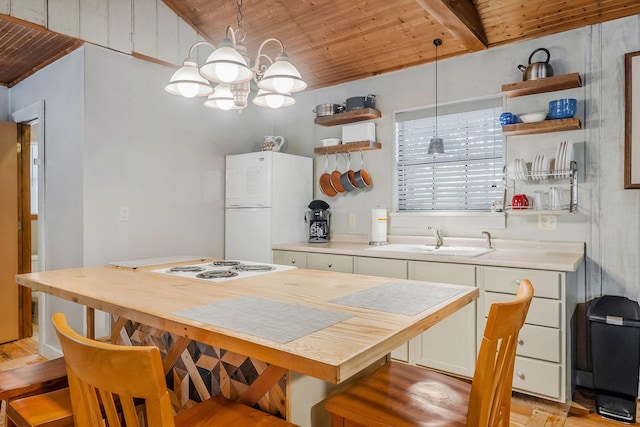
[16,258,478,426]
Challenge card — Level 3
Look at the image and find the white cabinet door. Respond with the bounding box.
[354,257,409,361]
[273,250,307,268]
[409,261,477,377]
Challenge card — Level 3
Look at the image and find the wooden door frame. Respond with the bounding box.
[17,123,32,338]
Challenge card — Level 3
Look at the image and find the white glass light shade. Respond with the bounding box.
[428,137,445,155]
[203,84,236,110]
[257,54,307,94]
[252,89,295,109]
[165,60,213,98]
[200,40,253,84]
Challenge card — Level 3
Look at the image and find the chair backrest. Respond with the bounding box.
[467,279,533,427]
[52,312,175,427]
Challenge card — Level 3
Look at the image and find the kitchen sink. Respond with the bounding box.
[365,243,494,257]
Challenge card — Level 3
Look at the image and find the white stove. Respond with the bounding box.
[152,260,295,283]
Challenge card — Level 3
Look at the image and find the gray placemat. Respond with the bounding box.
[331,282,465,316]
[173,296,353,344]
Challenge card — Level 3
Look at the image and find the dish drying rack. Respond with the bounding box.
[502,160,578,214]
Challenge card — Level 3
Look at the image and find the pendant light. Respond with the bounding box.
[428,38,444,155]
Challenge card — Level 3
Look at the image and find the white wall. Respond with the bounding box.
[81,43,266,265]
[0,87,8,119]
[9,47,85,355]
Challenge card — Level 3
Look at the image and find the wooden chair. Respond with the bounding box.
[8,312,296,427]
[1,357,69,427]
[0,357,68,402]
[325,279,534,427]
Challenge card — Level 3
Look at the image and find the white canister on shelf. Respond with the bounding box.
[370,207,388,245]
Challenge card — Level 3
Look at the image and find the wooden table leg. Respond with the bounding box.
[237,365,288,407]
[86,307,95,339]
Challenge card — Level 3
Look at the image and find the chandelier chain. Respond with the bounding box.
[237,0,243,30]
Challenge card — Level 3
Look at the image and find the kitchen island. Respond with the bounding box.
[16,258,478,426]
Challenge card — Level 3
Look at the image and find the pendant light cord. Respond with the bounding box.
[434,38,442,138]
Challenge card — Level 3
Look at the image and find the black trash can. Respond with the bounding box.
[588,295,640,423]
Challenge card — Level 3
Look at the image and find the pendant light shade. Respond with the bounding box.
[257,53,307,94]
[165,60,213,98]
[428,137,444,155]
[427,38,444,155]
[200,39,253,84]
[203,84,237,110]
[253,89,295,108]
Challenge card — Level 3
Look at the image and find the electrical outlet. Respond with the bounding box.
[120,207,129,222]
[348,213,357,226]
[538,214,557,231]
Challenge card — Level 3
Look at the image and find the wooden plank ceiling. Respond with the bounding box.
[1,0,640,89]
[0,16,83,87]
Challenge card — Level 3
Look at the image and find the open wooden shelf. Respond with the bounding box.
[313,141,381,154]
[314,108,382,126]
[502,118,581,136]
[501,73,582,98]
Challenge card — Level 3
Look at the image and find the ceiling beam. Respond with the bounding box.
[416,0,488,51]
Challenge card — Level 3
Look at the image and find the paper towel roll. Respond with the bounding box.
[370,208,388,244]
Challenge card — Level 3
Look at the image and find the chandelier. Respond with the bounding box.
[165,0,306,111]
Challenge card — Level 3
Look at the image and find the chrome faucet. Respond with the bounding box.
[429,226,444,249]
[482,231,493,249]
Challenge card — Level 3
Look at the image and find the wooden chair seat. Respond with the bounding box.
[7,388,292,427]
[6,388,73,427]
[326,279,534,427]
[8,313,297,427]
[327,362,472,426]
[0,357,68,401]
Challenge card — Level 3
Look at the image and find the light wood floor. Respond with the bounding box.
[0,333,636,426]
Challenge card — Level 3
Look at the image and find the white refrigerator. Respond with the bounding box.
[225,151,312,263]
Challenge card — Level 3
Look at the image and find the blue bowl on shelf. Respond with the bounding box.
[549,98,577,119]
[499,112,518,125]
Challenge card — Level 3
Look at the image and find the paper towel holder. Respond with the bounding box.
[369,207,388,246]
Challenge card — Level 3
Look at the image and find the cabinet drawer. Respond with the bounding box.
[483,267,561,299]
[272,250,307,268]
[409,261,475,285]
[484,292,560,328]
[517,324,561,363]
[307,253,353,273]
[354,257,407,279]
[513,356,562,400]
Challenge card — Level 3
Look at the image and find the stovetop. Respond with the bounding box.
[152,260,295,283]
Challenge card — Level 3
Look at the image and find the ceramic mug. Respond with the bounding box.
[511,194,529,210]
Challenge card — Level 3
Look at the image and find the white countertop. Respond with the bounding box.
[273,235,585,272]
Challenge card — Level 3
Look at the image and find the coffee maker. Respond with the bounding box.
[305,200,331,243]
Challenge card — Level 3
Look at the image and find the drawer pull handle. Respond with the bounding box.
[328,263,333,268]
[516,371,525,379]
[291,259,296,264]
[518,339,524,345]
[515,279,521,285]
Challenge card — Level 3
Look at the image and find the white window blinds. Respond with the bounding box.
[396,98,503,211]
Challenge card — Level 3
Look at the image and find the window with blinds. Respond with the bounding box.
[395,98,503,211]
